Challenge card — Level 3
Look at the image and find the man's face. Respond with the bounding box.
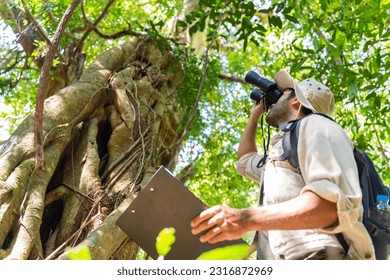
[265,89,293,128]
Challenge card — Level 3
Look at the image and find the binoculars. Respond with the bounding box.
[244,70,283,109]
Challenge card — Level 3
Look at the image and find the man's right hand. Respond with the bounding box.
[250,100,266,121]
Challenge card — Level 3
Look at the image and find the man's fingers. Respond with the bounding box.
[199,226,222,243]
[193,213,224,235]
[191,205,222,228]
[198,223,236,244]
[191,205,245,244]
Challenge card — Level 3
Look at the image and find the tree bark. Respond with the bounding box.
[0,36,185,259]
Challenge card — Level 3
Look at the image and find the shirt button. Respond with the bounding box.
[279,254,285,260]
[364,253,372,259]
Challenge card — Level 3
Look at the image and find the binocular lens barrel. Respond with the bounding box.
[245,70,283,107]
[250,89,264,103]
[245,71,275,92]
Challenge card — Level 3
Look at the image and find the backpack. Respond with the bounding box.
[279,113,390,260]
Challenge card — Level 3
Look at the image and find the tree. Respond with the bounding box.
[0,0,194,260]
[0,0,389,260]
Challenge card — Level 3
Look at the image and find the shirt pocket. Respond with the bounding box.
[264,161,305,204]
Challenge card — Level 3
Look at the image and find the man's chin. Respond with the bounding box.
[265,114,278,128]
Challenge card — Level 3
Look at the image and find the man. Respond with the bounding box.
[191,70,375,260]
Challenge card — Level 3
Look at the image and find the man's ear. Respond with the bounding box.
[290,96,301,110]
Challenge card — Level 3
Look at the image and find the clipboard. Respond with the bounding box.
[116,165,245,260]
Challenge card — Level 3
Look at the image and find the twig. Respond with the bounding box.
[62,183,95,202]
[374,130,389,165]
[0,49,24,75]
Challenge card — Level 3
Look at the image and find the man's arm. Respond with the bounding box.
[237,101,265,159]
[191,190,338,244]
[297,115,362,232]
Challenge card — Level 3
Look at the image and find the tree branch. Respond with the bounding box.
[20,0,65,63]
[218,72,245,84]
[0,48,24,75]
[34,0,82,170]
[20,0,52,48]
[74,0,116,54]
[374,130,389,165]
[92,27,142,39]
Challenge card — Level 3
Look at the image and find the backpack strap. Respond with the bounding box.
[278,119,302,171]
[279,113,335,171]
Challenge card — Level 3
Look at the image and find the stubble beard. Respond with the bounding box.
[265,98,291,129]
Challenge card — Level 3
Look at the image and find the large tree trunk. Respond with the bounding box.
[0,37,185,260]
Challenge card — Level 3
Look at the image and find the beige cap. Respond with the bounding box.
[274,70,335,117]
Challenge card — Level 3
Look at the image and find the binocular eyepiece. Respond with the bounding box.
[244,70,283,109]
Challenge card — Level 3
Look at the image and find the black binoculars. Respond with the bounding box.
[244,70,283,109]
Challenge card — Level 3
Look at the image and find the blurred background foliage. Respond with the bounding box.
[0,0,389,211]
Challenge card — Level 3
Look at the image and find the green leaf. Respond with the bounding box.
[313,36,320,50]
[255,23,266,34]
[347,84,358,101]
[176,20,188,28]
[290,58,307,74]
[196,243,252,260]
[156,227,176,258]
[319,0,328,11]
[67,246,92,260]
[284,14,299,24]
[269,15,283,28]
[242,16,252,29]
[283,6,294,14]
[374,95,381,108]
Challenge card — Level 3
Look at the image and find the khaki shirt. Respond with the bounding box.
[236,114,375,260]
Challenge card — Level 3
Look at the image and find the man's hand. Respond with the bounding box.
[191,205,248,244]
[250,100,266,121]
